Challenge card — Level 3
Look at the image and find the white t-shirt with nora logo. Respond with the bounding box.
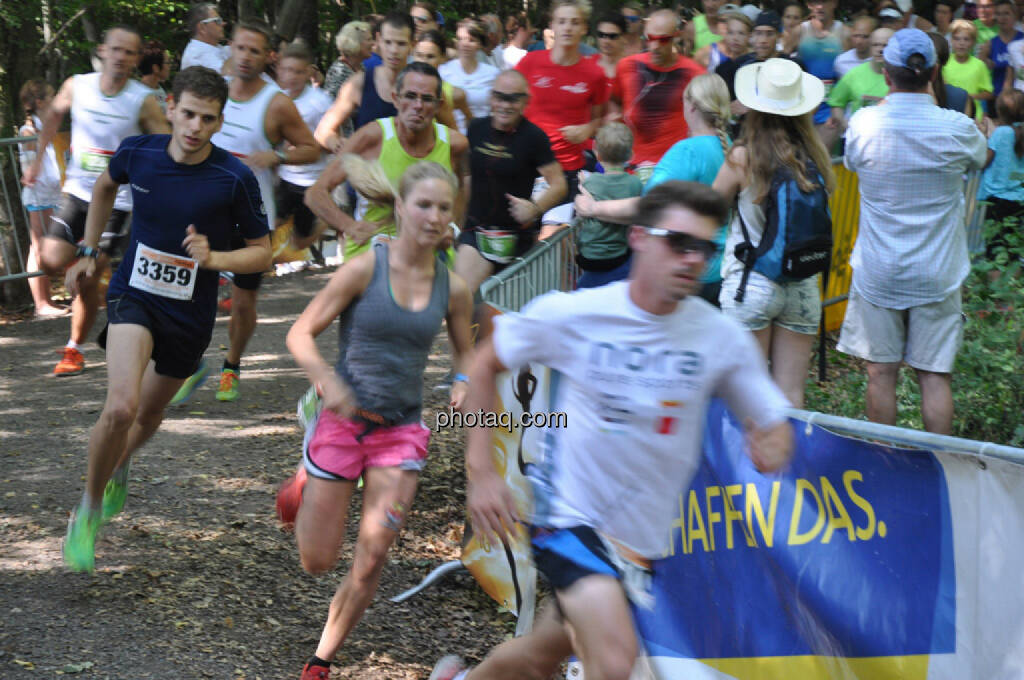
[492,281,789,558]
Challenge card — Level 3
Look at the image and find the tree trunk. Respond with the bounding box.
[275,0,306,43]
[80,12,100,72]
[296,0,319,52]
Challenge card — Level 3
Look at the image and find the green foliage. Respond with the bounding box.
[952,215,1024,446]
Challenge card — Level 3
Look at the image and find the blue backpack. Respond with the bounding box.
[733,159,833,304]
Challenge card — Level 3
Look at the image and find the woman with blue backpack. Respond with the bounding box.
[712,58,835,408]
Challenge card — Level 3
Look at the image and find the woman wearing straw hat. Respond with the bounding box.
[712,57,835,408]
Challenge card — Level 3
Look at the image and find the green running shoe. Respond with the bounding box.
[216,368,239,402]
[63,506,100,573]
[297,384,322,431]
[169,359,210,406]
[101,477,128,522]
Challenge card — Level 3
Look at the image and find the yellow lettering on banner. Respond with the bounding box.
[788,479,825,545]
[723,484,747,549]
[820,476,856,544]
[745,481,780,548]
[687,489,709,553]
[705,486,722,551]
[666,493,686,557]
[844,469,877,540]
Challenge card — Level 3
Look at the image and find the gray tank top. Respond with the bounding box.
[336,242,450,424]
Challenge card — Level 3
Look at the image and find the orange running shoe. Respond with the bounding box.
[54,347,85,376]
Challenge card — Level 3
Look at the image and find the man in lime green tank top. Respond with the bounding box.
[693,0,725,51]
[306,62,469,259]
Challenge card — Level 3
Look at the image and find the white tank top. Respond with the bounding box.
[277,85,331,187]
[65,73,151,211]
[212,82,281,227]
[19,115,62,199]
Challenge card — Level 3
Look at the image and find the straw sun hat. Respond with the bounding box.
[734,58,825,117]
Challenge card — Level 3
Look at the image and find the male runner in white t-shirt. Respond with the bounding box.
[431,180,794,680]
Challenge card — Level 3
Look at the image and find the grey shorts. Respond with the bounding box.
[837,288,965,373]
[720,270,822,335]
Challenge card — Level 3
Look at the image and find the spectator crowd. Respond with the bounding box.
[8,1,1022,677]
[16,0,1021,440]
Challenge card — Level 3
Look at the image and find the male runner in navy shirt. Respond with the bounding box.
[62,66,272,572]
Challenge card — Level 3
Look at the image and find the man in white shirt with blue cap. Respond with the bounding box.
[840,28,986,435]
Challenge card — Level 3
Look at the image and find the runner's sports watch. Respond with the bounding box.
[76,245,100,259]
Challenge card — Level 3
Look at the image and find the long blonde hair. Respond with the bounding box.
[342,156,457,233]
[733,109,836,204]
[684,73,732,156]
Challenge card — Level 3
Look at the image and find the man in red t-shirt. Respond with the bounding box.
[516,0,608,200]
[612,9,706,178]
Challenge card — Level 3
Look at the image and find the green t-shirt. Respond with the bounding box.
[578,172,644,261]
[827,62,889,115]
[694,14,722,51]
[943,55,993,122]
[975,20,999,48]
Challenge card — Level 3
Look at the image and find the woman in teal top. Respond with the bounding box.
[980,88,1024,261]
[574,73,733,304]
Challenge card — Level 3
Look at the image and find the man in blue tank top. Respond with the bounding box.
[60,67,272,573]
[315,11,415,153]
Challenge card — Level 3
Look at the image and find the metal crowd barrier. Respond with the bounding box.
[0,135,39,284]
[479,224,579,312]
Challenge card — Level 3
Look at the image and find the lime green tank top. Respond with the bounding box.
[694,14,722,51]
[345,116,453,259]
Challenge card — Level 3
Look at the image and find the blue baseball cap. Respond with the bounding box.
[882,28,936,69]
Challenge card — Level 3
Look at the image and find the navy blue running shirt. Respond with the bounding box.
[106,134,269,333]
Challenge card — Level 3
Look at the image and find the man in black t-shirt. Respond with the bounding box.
[455,70,567,294]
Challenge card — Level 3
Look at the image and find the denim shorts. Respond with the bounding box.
[720,270,821,335]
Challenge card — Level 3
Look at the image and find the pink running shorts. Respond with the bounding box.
[305,410,430,481]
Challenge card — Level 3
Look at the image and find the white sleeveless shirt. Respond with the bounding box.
[211,82,281,227]
[277,85,332,187]
[65,73,151,211]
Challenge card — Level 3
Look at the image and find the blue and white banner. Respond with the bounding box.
[636,400,1024,679]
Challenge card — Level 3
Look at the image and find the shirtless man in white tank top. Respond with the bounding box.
[169,19,321,406]
[22,25,169,378]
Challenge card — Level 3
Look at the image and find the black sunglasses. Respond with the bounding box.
[596,30,623,39]
[641,227,718,258]
[492,90,528,102]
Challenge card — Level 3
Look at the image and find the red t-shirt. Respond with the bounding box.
[517,50,609,171]
[612,52,706,165]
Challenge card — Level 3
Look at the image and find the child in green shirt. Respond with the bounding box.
[576,122,644,288]
[945,19,994,122]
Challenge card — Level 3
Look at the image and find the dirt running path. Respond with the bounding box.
[0,269,510,679]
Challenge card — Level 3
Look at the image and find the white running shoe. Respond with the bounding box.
[428,655,467,680]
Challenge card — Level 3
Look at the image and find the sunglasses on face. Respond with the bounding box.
[644,33,676,44]
[412,14,433,23]
[641,227,718,258]
[624,14,642,22]
[596,30,623,39]
[400,91,439,105]
[492,90,528,102]
[201,16,224,25]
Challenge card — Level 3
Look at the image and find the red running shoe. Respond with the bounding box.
[299,661,330,680]
[276,466,308,528]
